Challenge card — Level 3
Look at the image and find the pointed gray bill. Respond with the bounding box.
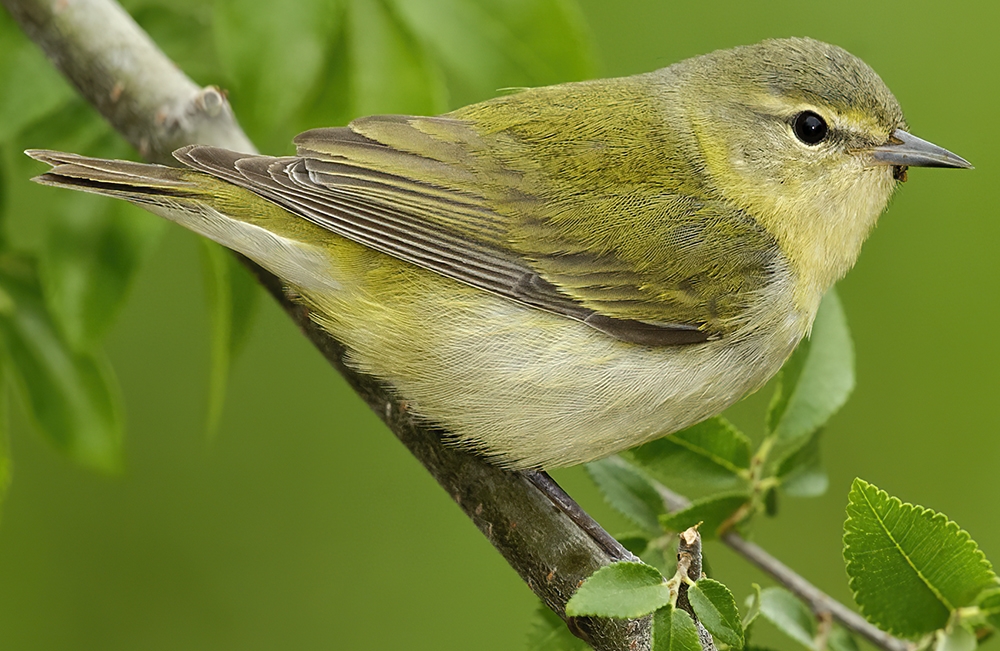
[871,129,972,169]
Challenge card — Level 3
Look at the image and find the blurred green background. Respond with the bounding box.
[0,1,997,649]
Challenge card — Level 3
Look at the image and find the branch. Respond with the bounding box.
[1,0,253,162]
[676,527,718,651]
[1,0,646,648]
[653,481,912,651]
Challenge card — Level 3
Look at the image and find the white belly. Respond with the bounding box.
[303,262,808,469]
[168,200,810,469]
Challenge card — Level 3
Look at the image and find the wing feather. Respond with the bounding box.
[174,108,778,346]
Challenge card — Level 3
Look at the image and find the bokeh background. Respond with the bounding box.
[0,1,997,649]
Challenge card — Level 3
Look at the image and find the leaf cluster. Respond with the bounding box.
[590,290,854,558]
[538,288,999,650]
[564,561,743,651]
[530,291,862,651]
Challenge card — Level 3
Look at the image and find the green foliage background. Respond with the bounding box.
[0,1,997,649]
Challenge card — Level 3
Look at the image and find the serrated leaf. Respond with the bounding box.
[688,578,744,648]
[844,479,997,638]
[526,602,589,651]
[934,626,976,651]
[566,562,671,619]
[201,242,260,437]
[587,457,665,535]
[775,429,828,498]
[759,587,815,649]
[626,417,752,497]
[0,259,123,472]
[660,491,751,540]
[652,606,703,651]
[769,289,853,446]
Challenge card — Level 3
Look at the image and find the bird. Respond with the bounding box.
[27,37,971,469]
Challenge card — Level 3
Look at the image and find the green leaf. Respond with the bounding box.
[126,1,220,85]
[758,587,815,649]
[526,603,589,651]
[616,532,652,557]
[626,417,752,497]
[13,106,163,353]
[934,626,977,651]
[660,491,751,540]
[389,0,594,107]
[0,259,123,472]
[828,626,860,651]
[214,0,340,148]
[42,193,165,351]
[764,485,779,516]
[566,562,671,619]
[201,242,260,437]
[688,578,744,648]
[346,0,447,117]
[652,606,703,651]
[768,289,854,446]
[775,429,828,498]
[613,531,672,576]
[844,479,997,638]
[980,588,1000,629]
[743,583,763,631]
[0,16,75,143]
[587,456,665,535]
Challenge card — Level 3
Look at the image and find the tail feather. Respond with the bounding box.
[26,149,197,198]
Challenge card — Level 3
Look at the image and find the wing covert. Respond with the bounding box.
[174,109,780,346]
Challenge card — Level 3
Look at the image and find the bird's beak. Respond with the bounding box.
[870,129,972,169]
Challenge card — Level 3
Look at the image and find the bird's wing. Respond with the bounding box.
[175,107,779,346]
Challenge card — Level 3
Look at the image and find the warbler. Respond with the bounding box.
[28,37,969,469]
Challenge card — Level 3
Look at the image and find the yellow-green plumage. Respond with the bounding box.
[27,38,969,468]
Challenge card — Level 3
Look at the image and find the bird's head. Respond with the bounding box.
[675,37,970,303]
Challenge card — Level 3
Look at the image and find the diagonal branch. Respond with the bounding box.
[1,0,645,648]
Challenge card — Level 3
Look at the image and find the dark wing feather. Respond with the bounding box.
[174,140,709,346]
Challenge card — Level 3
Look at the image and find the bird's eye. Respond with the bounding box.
[792,111,829,145]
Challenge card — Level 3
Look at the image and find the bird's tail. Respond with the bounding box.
[27,149,343,295]
[26,150,200,204]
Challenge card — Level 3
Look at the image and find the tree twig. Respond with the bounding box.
[1,0,646,648]
[676,527,718,651]
[653,481,912,651]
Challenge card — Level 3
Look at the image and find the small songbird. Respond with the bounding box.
[28,37,970,469]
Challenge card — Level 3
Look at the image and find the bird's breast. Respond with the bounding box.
[297,240,809,469]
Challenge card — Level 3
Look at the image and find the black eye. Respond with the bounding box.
[792,111,828,145]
